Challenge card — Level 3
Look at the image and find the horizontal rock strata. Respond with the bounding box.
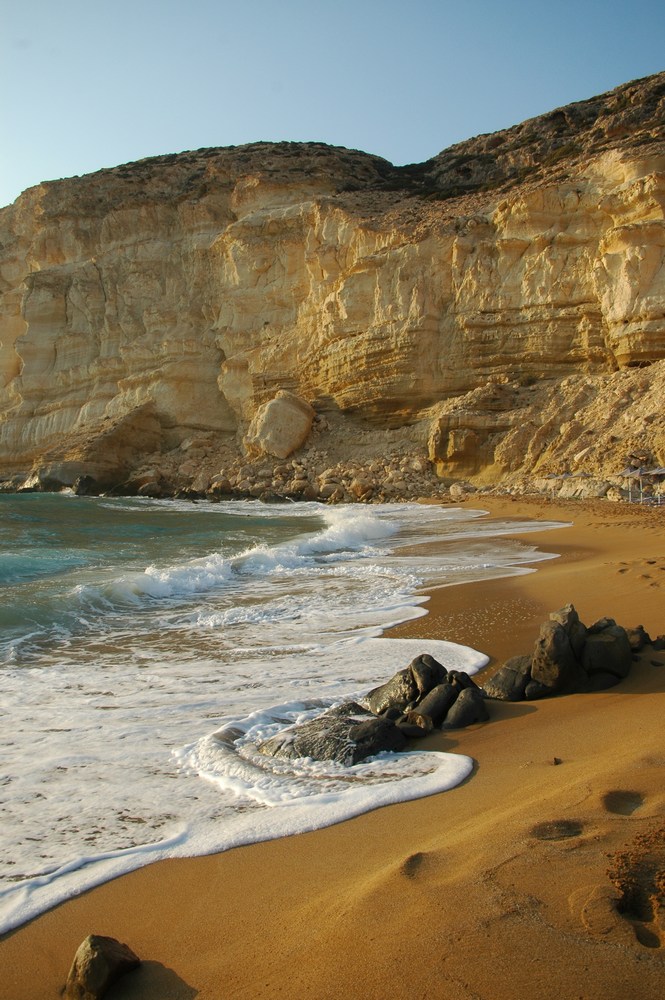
[1,73,664,495]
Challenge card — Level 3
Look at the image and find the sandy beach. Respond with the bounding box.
[1,496,664,1000]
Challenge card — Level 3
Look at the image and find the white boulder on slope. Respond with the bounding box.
[243,391,315,460]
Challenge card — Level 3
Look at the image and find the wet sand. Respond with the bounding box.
[1,496,664,999]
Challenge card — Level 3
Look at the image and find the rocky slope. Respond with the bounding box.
[1,72,664,500]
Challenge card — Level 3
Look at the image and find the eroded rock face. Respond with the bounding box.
[1,74,664,489]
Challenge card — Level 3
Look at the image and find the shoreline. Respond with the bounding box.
[2,496,664,999]
[392,494,664,658]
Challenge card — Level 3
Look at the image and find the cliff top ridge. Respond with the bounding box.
[5,71,664,220]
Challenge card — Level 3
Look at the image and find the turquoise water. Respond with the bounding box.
[0,494,322,656]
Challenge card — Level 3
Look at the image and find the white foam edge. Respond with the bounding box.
[69,503,401,607]
[0,635,486,936]
[0,748,473,937]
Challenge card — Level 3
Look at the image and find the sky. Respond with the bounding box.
[1,0,664,208]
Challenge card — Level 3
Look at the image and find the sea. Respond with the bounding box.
[0,493,564,934]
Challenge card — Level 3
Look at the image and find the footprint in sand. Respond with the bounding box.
[602,790,644,816]
[607,824,665,949]
[579,884,637,945]
[616,560,665,582]
[400,851,429,879]
[530,819,584,841]
[581,821,665,950]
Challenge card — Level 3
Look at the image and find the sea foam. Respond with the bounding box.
[0,496,567,935]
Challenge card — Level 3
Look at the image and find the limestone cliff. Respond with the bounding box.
[1,72,664,498]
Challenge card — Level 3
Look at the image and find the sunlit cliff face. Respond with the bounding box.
[1,74,664,490]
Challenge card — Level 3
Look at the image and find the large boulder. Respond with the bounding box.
[258,702,407,765]
[442,687,489,729]
[530,619,584,694]
[582,623,633,684]
[410,653,447,695]
[483,655,532,701]
[244,391,315,460]
[64,935,140,1000]
[416,682,460,725]
[366,666,420,715]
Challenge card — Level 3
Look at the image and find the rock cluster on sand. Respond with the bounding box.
[484,604,649,700]
[17,424,449,504]
[259,654,489,765]
[258,606,657,765]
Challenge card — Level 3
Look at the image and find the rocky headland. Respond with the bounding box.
[1,72,664,501]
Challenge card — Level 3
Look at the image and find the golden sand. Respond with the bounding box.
[1,497,664,999]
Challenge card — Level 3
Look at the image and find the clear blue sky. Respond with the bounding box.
[1,0,663,208]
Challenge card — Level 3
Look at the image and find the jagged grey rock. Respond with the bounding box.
[530,620,583,693]
[550,603,588,659]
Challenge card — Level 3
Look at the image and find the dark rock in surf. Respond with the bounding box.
[257,702,407,765]
[410,653,447,695]
[396,710,434,737]
[365,654,489,729]
[366,654,446,715]
[448,669,481,692]
[73,475,101,496]
[366,666,419,715]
